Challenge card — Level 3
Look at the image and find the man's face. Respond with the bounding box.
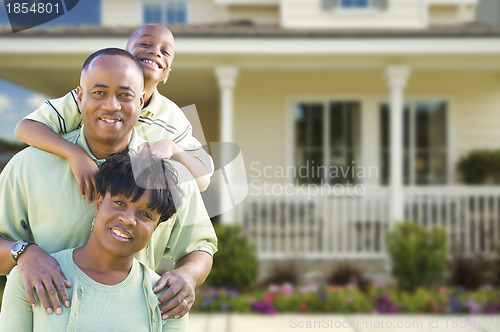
[126,24,175,85]
[77,55,144,147]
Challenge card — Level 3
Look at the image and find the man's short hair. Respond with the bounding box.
[96,152,183,223]
[81,48,143,75]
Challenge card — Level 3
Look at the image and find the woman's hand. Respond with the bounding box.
[17,244,71,315]
[67,150,98,203]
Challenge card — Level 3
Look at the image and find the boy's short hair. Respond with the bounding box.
[96,151,183,223]
[82,47,143,75]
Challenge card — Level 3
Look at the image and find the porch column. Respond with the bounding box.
[385,66,410,223]
[215,66,238,224]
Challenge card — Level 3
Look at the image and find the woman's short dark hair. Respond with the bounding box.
[96,151,183,223]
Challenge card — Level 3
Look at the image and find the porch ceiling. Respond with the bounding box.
[1,35,500,106]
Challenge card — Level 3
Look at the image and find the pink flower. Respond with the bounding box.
[438,286,448,295]
[300,302,308,313]
[281,283,294,295]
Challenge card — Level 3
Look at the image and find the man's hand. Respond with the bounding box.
[17,244,71,315]
[67,150,98,203]
[154,269,196,320]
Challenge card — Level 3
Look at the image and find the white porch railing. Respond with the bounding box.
[234,185,500,260]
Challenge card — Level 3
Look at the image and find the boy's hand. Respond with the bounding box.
[138,139,182,160]
[17,244,71,315]
[154,269,196,320]
[67,151,98,203]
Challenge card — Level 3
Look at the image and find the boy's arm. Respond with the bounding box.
[15,119,98,202]
[140,140,213,192]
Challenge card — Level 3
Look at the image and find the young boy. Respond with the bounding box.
[15,24,213,200]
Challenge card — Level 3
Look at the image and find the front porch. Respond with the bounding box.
[235,185,500,260]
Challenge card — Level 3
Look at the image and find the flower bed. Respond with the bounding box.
[193,282,500,315]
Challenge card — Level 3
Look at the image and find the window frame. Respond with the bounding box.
[142,0,188,25]
[378,97,453,186]
[289,97,363,186]
[340,0,371,9]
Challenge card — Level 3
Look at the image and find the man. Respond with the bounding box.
[0,48,217,320]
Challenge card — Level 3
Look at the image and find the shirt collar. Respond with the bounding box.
[141,88,160,117]
[75,125,145,165]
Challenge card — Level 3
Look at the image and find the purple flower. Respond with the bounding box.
[449,295,462,312]
[320,292,327,301]
[202,297,212,307]
[228,289,239,298]
[252,301,276,315]
[467,299,481,314]
[220,303,230,311]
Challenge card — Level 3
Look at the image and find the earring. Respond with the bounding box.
[91,217,95,231]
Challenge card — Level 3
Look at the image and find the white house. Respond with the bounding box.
[1,0,500,271]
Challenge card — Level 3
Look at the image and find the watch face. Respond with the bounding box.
[12,242,23,252]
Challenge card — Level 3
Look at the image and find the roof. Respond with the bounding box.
[1,22,500,38]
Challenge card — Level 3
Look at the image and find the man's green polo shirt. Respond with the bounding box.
[0,126,217,270]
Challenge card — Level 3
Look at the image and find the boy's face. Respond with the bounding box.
[126,24,175,85]
[77,54,144,147]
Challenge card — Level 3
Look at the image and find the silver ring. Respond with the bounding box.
[181,299,188,307]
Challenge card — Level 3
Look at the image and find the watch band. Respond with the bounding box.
[11,240,35,263]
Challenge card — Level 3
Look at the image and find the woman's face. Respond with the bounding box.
[93,190,161,257]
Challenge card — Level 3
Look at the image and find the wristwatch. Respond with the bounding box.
[11,240,34,262]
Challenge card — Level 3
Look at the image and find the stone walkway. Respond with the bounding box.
[189,313,500,332]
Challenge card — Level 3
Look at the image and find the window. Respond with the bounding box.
[341,0,370,8]
[294,101,361,185]
[143,3,162,24]
[380,100,448,185]
[143,1,187,25]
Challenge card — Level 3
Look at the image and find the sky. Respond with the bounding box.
[0,79,48,141]
[0,0,100,141]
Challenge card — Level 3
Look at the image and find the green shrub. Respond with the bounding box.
[388,222,447,292]
[458,149,500,184]
[206,224,259,290]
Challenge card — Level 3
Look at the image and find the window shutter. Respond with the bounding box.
[321,0,338,10]
[372,0,388,10]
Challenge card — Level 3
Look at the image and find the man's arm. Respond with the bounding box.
[0,236,71,314]
[0,155,71,314]
[0,266,34,331]
[0,236,16,274]
[154,250,213,319]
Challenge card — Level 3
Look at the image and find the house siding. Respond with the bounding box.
[428,4,476,25]
[233,69,500,185]
[282,0,426,29]
[102,0,140,26]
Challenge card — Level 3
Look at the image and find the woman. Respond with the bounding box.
[0,152,185,331]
